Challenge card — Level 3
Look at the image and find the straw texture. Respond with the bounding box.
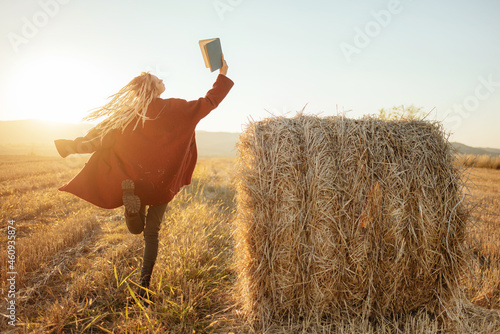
[235,114,469,331]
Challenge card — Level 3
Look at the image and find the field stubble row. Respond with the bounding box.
[0,155,498,333]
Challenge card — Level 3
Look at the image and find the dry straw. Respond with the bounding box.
[235,114,469,331]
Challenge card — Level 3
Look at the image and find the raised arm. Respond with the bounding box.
[187,59,233,120]
[219,53,228,76]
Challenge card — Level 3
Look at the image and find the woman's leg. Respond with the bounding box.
[138,203,168,299]
[124,206,146,234]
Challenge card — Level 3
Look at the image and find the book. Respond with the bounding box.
[199,38,222,72]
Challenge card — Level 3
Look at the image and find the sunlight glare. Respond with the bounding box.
[10,55,108,124]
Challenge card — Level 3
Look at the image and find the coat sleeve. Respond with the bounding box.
[77,127,117,152]
[54,129,102,157]
[172,74,234,123]
[59,127,117,156]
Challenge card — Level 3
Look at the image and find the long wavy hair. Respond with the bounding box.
[82,72,162,141]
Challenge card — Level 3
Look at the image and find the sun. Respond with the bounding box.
[9,55,109,124]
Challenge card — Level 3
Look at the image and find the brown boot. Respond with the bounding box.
[136,274,153,306]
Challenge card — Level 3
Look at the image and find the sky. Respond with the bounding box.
[1,0,499,148]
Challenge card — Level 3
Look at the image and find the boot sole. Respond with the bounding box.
[122,179,141,214]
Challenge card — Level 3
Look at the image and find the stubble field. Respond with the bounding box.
[0,155,499,333]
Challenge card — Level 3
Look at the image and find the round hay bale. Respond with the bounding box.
[235,114,469,331]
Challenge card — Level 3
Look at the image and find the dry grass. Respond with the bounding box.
[463,168,500,311]
[0,151,498,333]
[0,156,238,333]
[456,154,500,169]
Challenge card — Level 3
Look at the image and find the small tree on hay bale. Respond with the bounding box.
[378,104,426,121]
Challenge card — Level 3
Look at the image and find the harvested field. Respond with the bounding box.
[0,149,498,333]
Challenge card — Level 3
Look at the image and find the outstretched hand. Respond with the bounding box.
[219,54,228,76]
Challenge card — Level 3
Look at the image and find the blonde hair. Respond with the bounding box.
[83,72,161,141]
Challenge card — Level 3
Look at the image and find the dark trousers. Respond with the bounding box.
[125,204,168,282]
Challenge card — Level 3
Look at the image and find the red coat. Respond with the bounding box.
[59,74,234,209]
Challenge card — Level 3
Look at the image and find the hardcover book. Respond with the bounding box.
[199,38,222,72]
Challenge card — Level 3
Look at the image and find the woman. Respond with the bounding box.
[55,57,233,303]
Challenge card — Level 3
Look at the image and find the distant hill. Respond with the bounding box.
[0,119,93,144]
[0,119,239,157]
[0,120,498,158]
[450,142,500,156]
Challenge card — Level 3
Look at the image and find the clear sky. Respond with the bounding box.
[1,0,499,148]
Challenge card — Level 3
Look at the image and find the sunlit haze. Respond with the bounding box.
[1,0,499,147]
